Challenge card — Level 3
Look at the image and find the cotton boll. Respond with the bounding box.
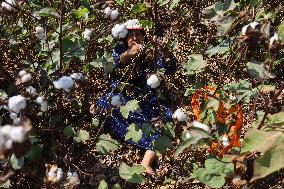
[26,86,37,96]
[173,108,188,122]
[36,96,44,104]
[112,24,128,38]
[269,33,279,46]
[70,73,83,80]
[8,95,26,113]
[36,33,46,40]
[40,100,48,112]
[53,76,74,92]
[192,120,210,132]
[4,139,13,149]
[111,95,122,106]
[250,21,259,30]
[66,171,73,180]
[35,26,46,40]
[56,168,63,182]
[1,125,12,136]
[72,172,78,179]
[35,26,44,34]
[9,112,17,120]
[1,0,16,11]
[147,74,160,88]
[9,126,25,143]
[13,118,21,125]
[83,29,92,41]
[19,70,27,77]
[110,9,119,20]
[221,135,230,147]
[21,73,32,83]
[104,6,112,17]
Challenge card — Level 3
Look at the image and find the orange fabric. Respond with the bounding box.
[191,87,244,157]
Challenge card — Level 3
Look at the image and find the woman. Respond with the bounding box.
[98,19,175,176]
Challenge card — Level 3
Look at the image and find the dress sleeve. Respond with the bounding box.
[112,45,128,68]
[155,47,177,74]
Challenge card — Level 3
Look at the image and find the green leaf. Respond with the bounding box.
[120,100,140,119]
[33,7,60,18]
[131,3,148,14]
[98,179,108,189]
[216,16,236,36]
[25,144,43,160]
[91,118,100,128]
[73,7,89,19]
[114,0,125,6]
[10,154,24,170]
[63,125,76,137]
[125,123,143,144]
[153,135,172,155]
[241,128,284,181]
[183,54,207,75]
[246,61,274,81]
[73,130,90,143]
[278,22,284,42]
[0,89,8,99]
[190,168,226,188]
[96,134,120,155]
[162,122,175,138]
[112,183,122,189]
[141,123,155,137]
[170,0,181,9]
[139,20,155,29]
[119,163,146,183]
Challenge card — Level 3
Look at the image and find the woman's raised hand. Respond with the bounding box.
[127,43,143,58]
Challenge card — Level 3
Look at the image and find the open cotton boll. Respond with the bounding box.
[36,96,44,104]
[53,76,74,92]
[173,108,188,122]
[147,74,160,88]
[40,100,48,112]
[56,168,63,182]
[111,95,122,106]
[110,9,119,20]
[67,172,73,180]
[8,95,26,113]
[192,120,210,132]
[250,21,259,30]
[21,73,32,83]
[1,0,16,11]
[4,139,13,149]
[1,125,12,136]
[83,29,92,41]
[269,33,279,46]
[35,26,44,34]
[13,118,21,125]
[9,112,17,120]
[26,86,37,96]
[19,70,27,77]
[241,24,249,35]
[104,6,112,17]
[221,135,230,147]
[112,24,128,38]
[70,73,83,80]
[9,126,25,143]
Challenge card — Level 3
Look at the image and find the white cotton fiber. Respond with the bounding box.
[53,76,74,92]
[19,70,27,77]
[8,95,26,113]
[112,24,128,38]
[147,74,160,88]
[110,9,119,20]
[221,135,230,147]
[9,112,17,120]
[270,33,279,46]
[192,120,210,132]
[111,95,122,106]
[104,6,112,17]
[21,73,32,83]
[1,0,16,11]
[83,29,92,41]
[70,73,83,80]
[173,108,188,122]
[40,100,48,112]
[26,86,37,96]
[9,126,25,143]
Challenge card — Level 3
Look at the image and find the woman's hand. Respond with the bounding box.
[120,43,143,64]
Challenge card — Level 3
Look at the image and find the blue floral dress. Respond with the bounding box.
[97,44,174,150]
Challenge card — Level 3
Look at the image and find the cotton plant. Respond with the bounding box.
[8,95,26,113]
[104,6,119,20]
[111,95,122,106]
[70,73,83,80]
[47,165,64,183]
[36,96,48,112]
[83,29,92,41]
[53,76,74,92]
[26,86,37,96]
[1,0,16,11]
[173,108,188,122]
[111,24,128,38]
[35,26,46,40]
[147,74,161,89]
[241,21,259,35]
[192,120,210,132]
[19,70,33,83]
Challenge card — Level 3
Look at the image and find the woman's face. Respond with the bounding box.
[127,30,145,48]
